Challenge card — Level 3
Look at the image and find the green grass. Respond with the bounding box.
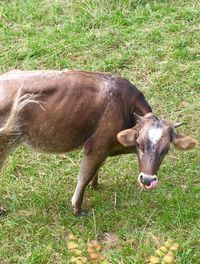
[0,0,199,263]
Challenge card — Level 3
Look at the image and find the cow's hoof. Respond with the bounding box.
[74,209,89,217]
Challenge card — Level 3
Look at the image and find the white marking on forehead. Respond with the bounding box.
[148,127,163,144]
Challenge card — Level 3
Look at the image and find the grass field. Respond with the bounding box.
[0,0,199,263]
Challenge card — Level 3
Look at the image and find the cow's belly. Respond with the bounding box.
[23,133,83,153]
[23,122,92,153]
[21,97,104,153]
[23,140,78,153]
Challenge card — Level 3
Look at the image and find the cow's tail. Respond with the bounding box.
[0,88,44,135]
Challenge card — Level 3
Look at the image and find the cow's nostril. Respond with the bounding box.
[138,174,158,188]
[140,174,145,183]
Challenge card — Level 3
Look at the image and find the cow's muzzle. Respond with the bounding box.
[138,173,158,189]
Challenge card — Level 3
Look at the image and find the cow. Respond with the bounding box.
[0,70,197,216]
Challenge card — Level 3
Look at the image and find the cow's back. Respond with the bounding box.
[0,70,128,153]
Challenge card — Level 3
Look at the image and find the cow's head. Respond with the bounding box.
[117,114,197,190]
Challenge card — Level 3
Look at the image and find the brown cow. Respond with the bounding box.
[0,70,196,215]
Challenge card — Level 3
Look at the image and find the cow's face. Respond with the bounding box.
[117,115,197,190]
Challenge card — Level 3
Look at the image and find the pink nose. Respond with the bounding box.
[138,173,158,189]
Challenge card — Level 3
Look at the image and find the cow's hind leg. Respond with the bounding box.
[0,135,19,172]
[90,172,99,189]
[71,151,107,216]
[0,135,18,217]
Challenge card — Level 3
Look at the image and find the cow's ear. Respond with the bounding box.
[117,128,138,146]
[172,133,197,150]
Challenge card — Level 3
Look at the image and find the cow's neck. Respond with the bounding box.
[134,93,152,116]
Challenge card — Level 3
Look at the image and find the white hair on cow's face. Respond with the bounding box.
[148,127,163,144]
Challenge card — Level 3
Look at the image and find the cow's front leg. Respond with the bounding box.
[71,152,106,216]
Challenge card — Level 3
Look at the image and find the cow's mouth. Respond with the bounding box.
[139,180,158,190]
[138,173,158,190]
